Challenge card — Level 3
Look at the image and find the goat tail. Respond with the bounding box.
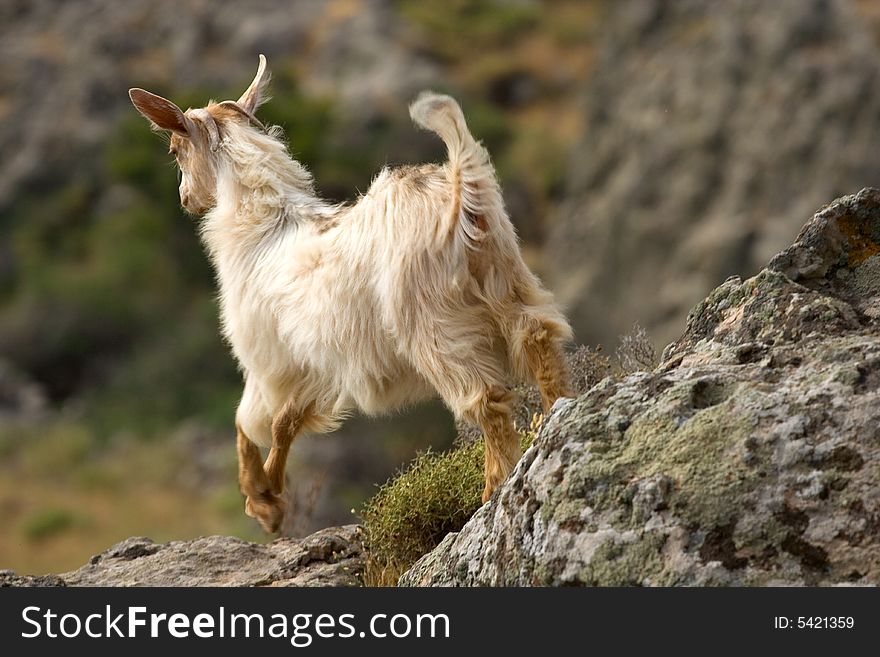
[410,92,501,245]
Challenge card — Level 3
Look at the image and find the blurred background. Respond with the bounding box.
[3,0,880,575]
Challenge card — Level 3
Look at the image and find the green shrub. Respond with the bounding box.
[361,429,537,586]
[22,508,80,542]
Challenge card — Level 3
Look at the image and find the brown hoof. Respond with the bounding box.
[245,491,286,534]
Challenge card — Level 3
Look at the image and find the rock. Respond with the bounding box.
[0,571,66,587]
[3,525,363,587]
[546,0,880,349]
[401,189,880,586]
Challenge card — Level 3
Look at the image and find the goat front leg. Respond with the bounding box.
[237,426,285,534]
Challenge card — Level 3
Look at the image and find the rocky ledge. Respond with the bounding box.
[402,188,880,586]
[1,525,363,587]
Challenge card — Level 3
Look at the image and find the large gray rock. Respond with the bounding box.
[547,0,880,349]
[1,525,363,587]
[401,188,880,586]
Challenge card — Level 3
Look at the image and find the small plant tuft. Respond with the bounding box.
[567,344,614,391]
[615,323,657,374]
[361,429,538,586]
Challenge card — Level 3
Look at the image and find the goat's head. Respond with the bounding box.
[129,55,270,215]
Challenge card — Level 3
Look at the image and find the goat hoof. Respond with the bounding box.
[245,492,286,534]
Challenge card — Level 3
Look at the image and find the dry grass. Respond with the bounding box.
[615,323,658,374]
[360,416,543,587]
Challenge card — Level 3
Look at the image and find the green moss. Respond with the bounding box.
[628,405,751,526]
[549,498,587,528]
[361,431,535,584]
[547,382,754,537]
[578,533,670,586]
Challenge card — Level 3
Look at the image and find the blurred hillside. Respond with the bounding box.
[548,0,880,347]
[2,0,880,575]
[0,0,601,574]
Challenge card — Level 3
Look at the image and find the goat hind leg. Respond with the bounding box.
[461,386,521,504]
[407,310,521,503]
[521,317,573,413]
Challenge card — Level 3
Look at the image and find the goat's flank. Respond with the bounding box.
[129,55,573,533]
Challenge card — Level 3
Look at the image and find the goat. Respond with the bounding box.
[129,55,573,533]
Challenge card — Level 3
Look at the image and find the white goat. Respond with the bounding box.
[129,55,572,532]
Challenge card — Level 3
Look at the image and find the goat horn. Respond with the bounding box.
[187,108,221,152]
[218,100,266,131]
[238,54,268,115]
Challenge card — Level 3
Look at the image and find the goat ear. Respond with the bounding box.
[129,88,193,137]
[237,54,269,115]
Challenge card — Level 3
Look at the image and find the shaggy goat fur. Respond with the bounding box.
[130,56,573,532]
